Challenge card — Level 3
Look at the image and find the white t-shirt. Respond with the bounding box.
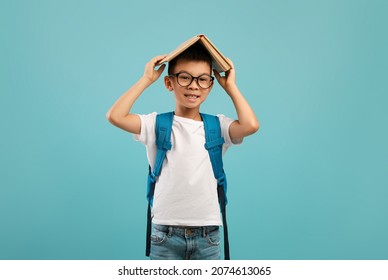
[134,112,241,226]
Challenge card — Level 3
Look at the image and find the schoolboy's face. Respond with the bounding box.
[165,60,213,112]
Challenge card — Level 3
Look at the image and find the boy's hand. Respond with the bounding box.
[143,55,167,85]
[213,58,236,93]
[214,58,260,140]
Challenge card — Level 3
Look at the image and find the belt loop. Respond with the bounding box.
[202,227,207,237]
[167,226,173,237]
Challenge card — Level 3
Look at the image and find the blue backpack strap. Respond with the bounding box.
[146,111,173,257]
[201,113,230,260]
[146,112,173,205]
[201,113,227,202]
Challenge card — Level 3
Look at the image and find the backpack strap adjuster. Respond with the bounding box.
[162,141,172,150]
[148,172,157,184]
[217,173,226,186]
[204,137,225,150]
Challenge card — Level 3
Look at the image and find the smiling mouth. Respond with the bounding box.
[184,94,200,99]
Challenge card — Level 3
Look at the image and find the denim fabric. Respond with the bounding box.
[150,224,221,260]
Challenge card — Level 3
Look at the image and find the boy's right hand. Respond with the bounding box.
[106,55,167,135]
[143,55,167,84]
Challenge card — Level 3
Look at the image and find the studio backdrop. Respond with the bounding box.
[1,0,387,260]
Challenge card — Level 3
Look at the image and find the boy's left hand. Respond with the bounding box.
[213,58,236,93]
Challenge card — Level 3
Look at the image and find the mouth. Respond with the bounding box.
[184,94,200,101]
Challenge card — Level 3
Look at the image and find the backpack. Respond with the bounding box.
[145,111,230,260]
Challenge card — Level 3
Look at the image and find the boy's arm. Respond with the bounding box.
[106,55,166,134]
[214,59,259,141]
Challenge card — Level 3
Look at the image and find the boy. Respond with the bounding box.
[106,42,259,260]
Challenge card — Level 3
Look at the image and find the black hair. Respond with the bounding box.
[168,42,212,75]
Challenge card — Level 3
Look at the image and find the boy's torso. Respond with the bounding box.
[135,113,236,226]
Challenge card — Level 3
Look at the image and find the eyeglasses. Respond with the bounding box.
[169,72,214,89]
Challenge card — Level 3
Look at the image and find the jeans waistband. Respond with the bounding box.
[153,224,219,238]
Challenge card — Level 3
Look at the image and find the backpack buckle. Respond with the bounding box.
[162,141,172,150]
[149,172,157,183]
[217,173,226,186]
[204,137,225,150]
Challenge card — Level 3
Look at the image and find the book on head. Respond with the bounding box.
[157,34,232,73]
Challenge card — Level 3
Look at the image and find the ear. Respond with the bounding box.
[164,76,174,91]
[208,81,214,92]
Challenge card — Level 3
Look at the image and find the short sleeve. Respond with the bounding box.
[217,114,243,148]
[133,112,157,146]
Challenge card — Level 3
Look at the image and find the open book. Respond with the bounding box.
[157,34,232,72]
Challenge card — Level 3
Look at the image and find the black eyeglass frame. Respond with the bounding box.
[169,71,215,89]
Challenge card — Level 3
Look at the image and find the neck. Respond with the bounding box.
[174,107,201,121]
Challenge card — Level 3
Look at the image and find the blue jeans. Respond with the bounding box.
[150,224,221,260]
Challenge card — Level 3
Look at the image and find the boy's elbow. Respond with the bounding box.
[252,120,260,133]
[106,110,120,126]
[247,119,260,135]
[106,110,113,123]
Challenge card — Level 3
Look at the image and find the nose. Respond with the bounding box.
[188,77,200,89]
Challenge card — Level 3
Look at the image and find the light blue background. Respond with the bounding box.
[1,0,387,260]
